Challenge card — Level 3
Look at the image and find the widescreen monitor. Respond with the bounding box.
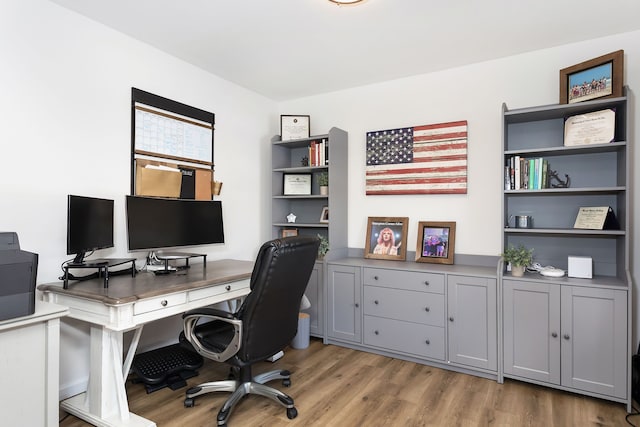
[126,196,224,251]
[67,195,114,264]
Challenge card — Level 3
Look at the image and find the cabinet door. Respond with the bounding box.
[327,265,361,343]
[304,262,323,337]
[503,280,560,384]
[561,286,627,398]
[447,275,497,371]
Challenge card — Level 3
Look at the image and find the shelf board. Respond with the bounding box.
[504,227,624,236]
[502,271,629,289]
[503,94,626,123]
[504,141,626,157]
[273,134,329,148]
[273,223,329,228]
[273,165,328,173]
[273,195,328,199]
[504,186,625,195]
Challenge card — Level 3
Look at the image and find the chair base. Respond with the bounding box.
[184,369,297,426]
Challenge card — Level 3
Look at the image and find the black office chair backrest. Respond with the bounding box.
[236,236,319,363]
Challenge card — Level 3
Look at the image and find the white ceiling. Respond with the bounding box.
[50,0,640,101]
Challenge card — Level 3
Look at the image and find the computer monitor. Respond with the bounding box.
[67,195,115,264]
[126,196,224,252]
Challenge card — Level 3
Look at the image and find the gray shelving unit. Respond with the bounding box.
[500,87,633,411]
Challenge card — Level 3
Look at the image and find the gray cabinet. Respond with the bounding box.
[303,262,323,337]
[447,275,497,371]
[327,264,361,343]
[503,279,627,399]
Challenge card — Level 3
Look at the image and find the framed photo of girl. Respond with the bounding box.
[364,217,408,261]
[415,221,456,265]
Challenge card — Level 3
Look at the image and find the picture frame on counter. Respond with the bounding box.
[364,216,408,261]
[559,50,623,104]
[415,221,456,265]
[320,206,329,223]
[280,115,310,141]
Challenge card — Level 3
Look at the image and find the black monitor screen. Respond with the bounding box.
[126,196,224,251]
[67,195,114,263]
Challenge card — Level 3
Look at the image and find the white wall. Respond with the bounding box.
[279,31,640,343]
[1,0,276,397]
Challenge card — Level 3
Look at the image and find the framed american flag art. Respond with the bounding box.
[365,120,468,195]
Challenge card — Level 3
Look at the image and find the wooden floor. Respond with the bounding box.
[60,338,635,427]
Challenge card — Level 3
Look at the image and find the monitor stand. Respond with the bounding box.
[148,252,207,274]
[63,258,136,289]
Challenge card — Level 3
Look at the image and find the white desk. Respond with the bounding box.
[0,300,69,427]
[39,259,253,427]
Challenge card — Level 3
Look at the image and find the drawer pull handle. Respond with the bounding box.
[564,334,570,340]
[374,276,379,280]
[225,285,231,291]
[551,332,558,338]
[374,330,379,335]
[374,300,379,305]
[424,281,429,286]
[355,303,359,308]
[449,317,454,322]
[425,307,430,312]
[161,300,168,307]
[425,339,430,345]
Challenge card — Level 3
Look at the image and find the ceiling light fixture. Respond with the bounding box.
[328,0,366,5]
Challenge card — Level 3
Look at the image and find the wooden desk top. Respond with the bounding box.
[38,259,253,306]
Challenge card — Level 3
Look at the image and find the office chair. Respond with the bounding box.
[180,236,320,426]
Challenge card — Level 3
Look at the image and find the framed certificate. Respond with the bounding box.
[280,115,310,141]
[283,173,312,195]
[564,109,615,146]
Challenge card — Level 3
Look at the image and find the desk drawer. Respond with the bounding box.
[188,280,250,302]
[363,268,444,294]
[364,315,445,360]
[363,285,444,326]
[134,293,186,315]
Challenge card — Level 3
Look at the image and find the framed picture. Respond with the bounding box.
[415,221,456,264]
[283,173,312,195]
[280,115,310,141]
[559,50,624,104]
[320,206,329,223]
[364,217,408,261]
[281,228,298,238]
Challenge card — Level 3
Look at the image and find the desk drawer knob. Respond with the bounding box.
[374,275,379,280]
[374,330,379,335]
[374,300,379,305]
[425,339,430,345]
[425,307,430,312]
[424,281,429,286]
[225,285,231,291]
[161,300,168,307]
[449,317,454,322]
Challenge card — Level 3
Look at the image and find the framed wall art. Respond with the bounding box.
[364,217,408,261]
[280,115,310,141]
[415,221,456,265]
[559,50,623,104]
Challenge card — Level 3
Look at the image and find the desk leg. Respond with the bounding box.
[60,325,155,427]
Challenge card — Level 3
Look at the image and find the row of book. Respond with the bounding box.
[309,138,328,167]
[504,156,550,190]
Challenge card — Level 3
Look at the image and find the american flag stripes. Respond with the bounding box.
[365,120,468,195]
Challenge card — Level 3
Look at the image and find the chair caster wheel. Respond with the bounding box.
[287,407,298,419]
[184,398,195,407]
[283,378,291,387]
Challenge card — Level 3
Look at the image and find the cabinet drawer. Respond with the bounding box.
[134,293,186,315]
[364,315,445,360]
[363,268,444,293]
[363,285,444,326]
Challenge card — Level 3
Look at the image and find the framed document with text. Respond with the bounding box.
[283,173,312,195]
[280,115,310,141]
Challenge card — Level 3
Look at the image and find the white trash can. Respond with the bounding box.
[291,312,310,349]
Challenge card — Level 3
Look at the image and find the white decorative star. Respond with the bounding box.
[286,213,297,223]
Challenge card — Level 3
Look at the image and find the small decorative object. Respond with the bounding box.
[301,156,309,167]
[559,50,623,104]
[415,221,456,265]
[573,206,619,230]
[548,170,571,188]
[319,206,329,223]
[317,234,330,259]
[364,217,409,261]
[508,215,533,229]
[286,213,296,223]
[280,115,310,141]
[283,173,312,195]
[281,228,298,237]
[501,244,533,277]
[318,171,328,195]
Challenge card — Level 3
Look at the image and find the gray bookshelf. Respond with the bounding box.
[500,88,632,411]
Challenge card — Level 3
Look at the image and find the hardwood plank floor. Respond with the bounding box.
[60,338,635,426]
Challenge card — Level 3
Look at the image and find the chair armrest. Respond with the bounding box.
[182,310,242,363]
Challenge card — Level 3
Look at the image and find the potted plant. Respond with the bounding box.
[317,234,329,259]
[501,244,533,277]
[317,172,328,196]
